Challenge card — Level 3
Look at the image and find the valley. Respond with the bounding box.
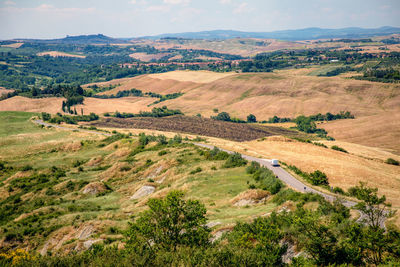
[0,27,399,265]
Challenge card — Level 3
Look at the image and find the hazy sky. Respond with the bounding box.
[1,0,399,39]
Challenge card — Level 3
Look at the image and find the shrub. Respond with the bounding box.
[120,166,131,172]
[213,112,231,122]
[204,147,229,160]
[246,161,284,194]
[158,150,168,156]
[309,170,329,186]
[313,142,328,148]
[190,167,202,174]
[21,165,33,171]
[385,158,399,166]
[247,114,257,123]
[331,145,348,153]
[222,153,247,168]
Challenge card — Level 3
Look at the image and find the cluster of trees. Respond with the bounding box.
[286,164,329,186]
[211,112,257,123]
[109,106,183,118]
[318,66,357,77]
[41,112,99,124]
[5,185,398,266]
[92,88,144,99]
[358,68,400,83]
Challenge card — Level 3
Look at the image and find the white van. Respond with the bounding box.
[271,159,279,166]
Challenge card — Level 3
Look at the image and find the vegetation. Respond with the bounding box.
[112,106,183,118]
[331,145,349,153]
[41,112,99,124]
[2,186,399,266]
[385,158,399,166]
[285,163,329,186]
[246,162,284,194]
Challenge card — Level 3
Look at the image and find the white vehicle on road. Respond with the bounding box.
[271,159,279,166]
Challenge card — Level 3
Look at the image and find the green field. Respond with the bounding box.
[0,111,278,253]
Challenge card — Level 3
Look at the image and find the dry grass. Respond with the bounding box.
[148,70,236,83]
[129,52,170,61]
[0,87,14,96]
[199,136,400,223]
[1,42,23,48]
[0,96,64,113]
[320,113,400,155]
[37,51,86,58]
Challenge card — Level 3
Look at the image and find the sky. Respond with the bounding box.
[0,0,399,39]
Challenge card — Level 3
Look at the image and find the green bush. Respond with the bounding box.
[385,158,399,166]
[246,162,284,194]
[222,152,247,168]
[331,145,348,153]
[190,167,202,174]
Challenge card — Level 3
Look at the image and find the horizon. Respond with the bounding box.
[1,0,399,39]
[4,25,400,41]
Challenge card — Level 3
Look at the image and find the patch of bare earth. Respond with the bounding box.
[37,51,86,58]
[90,115,299,142]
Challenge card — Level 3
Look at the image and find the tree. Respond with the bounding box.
[247,114,257,123]
[295,115,317,133]
[126,191,211,252]
[349,182,395,229]
[214,112,231,122]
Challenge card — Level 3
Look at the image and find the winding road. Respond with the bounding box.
[32,119,385,228]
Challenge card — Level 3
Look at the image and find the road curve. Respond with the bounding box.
[194,143,389,228]
[31,119,384,228]
[194,143,356,207]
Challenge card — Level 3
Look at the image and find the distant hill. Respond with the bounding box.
[18,34,127,44]
[142,26,400,40]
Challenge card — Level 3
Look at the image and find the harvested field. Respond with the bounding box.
[0,87,14,96]
[90,115,300,142]
[37,51,86,58]
[0,96,63,113]
[1,42,23,48]
[148,70,236,83]
[129,52,171,61]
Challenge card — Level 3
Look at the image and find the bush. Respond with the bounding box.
[158,150,168,156]
[246,161,284,194]
[385,158,399,166]
[247,114,257,123]
[331,145,348,153]
[222,152,247,168]
[309,170,329,186]
[190,167,202,174]
[213,112,231,122]
[21,165,33,171]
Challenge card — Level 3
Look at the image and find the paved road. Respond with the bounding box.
[31,119,385,228]
[194,143,388,228]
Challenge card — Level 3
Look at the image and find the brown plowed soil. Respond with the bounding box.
[90,115,300,142]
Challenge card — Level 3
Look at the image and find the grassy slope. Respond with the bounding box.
[0,111,277,253]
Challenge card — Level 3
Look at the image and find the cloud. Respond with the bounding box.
[163,0,190,5]
[146,5,170,12]
[219,0,231,4]
[233,2,252,14]
[4,0,16,6]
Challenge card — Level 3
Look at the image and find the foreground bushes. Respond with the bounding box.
[5,188,399,266]
[246,162,284,194]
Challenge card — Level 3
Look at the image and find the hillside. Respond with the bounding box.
[0,111,399,265]
[143,26,400,40]
[80,69,400,154]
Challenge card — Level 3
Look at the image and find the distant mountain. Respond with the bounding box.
[142,26,400,41]
[18,34,127,44]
